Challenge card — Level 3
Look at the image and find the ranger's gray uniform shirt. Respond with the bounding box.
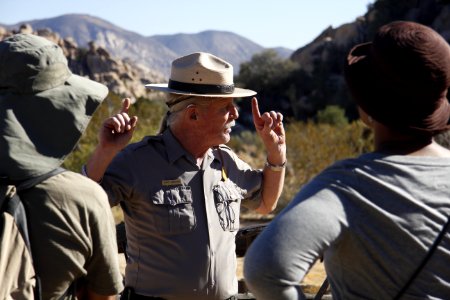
[102,129,262,299]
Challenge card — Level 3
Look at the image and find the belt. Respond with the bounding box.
[120,287,165,300]
[121,287,237,300]
[130,295,164,300]
[127,294,235,300]
[131,295,164,300]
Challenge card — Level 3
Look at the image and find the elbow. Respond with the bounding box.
[244,244,280,300]
[243,251,264,295]
[255,206,273,215]
[255,198,278,215]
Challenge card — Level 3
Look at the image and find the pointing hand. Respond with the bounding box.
[100,98,138,151]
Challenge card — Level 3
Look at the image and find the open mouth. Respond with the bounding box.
[225,121,236,132]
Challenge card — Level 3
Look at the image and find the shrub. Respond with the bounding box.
[231,120,373,213]
[316,105,349,127]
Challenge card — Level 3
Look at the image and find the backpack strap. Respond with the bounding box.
[393,214,450,299]
[1,168,67,247]
[16,167,66,192]
[314,277,330,300]
[0,167,65,300]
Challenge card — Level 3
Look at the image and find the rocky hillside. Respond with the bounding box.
[2,14,292,77]
[0,24,164,101]
[291,0,450,72]
[3,14,177,78]
[278,0,450,121]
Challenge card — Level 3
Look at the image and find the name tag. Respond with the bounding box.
[162,178,182,186]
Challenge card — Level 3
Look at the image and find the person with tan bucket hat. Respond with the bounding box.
[84,52,286,299]
[0,34,124,299]
[244,21,450,299]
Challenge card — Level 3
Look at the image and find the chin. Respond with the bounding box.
[220,134,231,145]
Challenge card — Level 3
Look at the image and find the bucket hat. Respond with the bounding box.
[0,33,108,180]
[344,21,450,136]
[145,52,256,99]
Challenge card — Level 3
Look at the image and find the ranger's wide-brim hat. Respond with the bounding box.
[145,52,256,98]
[0,34,108,180]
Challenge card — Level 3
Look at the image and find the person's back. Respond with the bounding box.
[309,153,450,298]
[21,171,122,299]
[0,33,124,299]
[244,21,450,300]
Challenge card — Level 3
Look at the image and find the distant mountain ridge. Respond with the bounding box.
[149,30,264,75]
[3,0,448,124]
[3,14,293,78]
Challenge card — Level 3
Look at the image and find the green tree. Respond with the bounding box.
[236,50,299,126]
[316,105,348,127]
[237,49,297,93]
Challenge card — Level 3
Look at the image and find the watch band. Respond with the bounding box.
[264,159,286,172]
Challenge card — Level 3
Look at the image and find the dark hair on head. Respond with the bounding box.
[345,21,450,136]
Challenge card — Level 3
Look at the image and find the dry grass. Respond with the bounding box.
[301,261,327,294]
[118,252,326,294]
[236,257,326,294]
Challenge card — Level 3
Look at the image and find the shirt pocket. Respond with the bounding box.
[213,180,242,232]
[152,186,196,235]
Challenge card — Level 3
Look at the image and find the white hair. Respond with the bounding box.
[157,94,212,134]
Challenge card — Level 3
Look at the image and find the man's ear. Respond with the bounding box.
[185,104,198,121]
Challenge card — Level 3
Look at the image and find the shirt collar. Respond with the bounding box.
[162,129,190,164]
[161,129,218,167]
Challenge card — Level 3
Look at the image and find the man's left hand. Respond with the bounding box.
[251,97,286,164]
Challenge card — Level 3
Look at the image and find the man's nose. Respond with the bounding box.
[230,105,239,119]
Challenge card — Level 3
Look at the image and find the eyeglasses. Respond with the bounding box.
[215,199,236,231]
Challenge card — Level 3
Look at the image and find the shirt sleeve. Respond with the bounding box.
[220,146,263,210]
[243,176,347,300]
[84,181,124,294]
[101,149,136,207]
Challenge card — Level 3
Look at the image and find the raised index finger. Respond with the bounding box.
[120,98,131,114]
[251,97,262,121]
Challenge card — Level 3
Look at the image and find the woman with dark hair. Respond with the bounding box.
[244,21,450,299]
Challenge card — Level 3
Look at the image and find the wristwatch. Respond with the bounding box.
[264,159,286,172]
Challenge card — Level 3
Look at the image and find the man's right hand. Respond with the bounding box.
[85,98,138,182]
[99,98,138,152]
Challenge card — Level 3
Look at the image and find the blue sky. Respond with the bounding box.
[0,0,374,50]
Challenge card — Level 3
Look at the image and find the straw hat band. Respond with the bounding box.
[168,79,235,95]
